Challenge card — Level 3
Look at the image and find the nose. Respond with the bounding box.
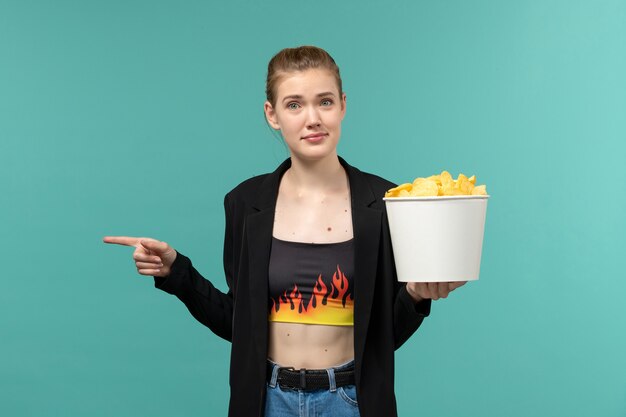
[305,105,321,128]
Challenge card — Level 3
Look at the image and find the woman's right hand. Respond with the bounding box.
[103,236,177,278]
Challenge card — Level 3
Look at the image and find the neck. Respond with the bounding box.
[286,153,345,191]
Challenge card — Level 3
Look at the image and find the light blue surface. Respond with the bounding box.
[1,1,625,416]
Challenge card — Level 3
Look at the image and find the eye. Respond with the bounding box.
[287,102,300,110]
[321,99,333,106]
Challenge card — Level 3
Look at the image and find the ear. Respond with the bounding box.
[340,92,347,120]
[264,101,281,130]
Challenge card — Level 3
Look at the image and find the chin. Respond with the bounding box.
[291,147,338,163]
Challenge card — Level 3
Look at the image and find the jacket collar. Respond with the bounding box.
[251,156,377,211]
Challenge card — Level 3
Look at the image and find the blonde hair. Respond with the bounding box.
[265,46,343,107]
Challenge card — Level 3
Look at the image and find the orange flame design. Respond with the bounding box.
[269,265,354,326]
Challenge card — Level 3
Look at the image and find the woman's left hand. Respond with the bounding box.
[405,281,467,302]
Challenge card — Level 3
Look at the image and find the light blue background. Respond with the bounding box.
[1,1,625,416]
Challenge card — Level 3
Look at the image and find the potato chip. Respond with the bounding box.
[457,176,473,195]
[440,171,453,185]
[384,183,413,198]
[471,185,487,195]
[409,179,439,196]
[385,171,488,197]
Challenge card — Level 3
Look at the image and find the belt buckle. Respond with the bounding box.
[277,366,295,373]
[276,366,311,390]
[276,366,295,388]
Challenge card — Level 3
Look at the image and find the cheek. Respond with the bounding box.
[283,115,306,132]
[279,120,302,141]
[326,112,343,128]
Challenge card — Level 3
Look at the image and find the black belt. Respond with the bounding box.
[267,362,355,390]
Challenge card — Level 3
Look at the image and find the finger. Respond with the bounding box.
[448,281,467,291]
[138,268,161,276]
[140,239,169,254]
[427,282,439,300]
[103,236,140,247]
[438,283,450,299]
[136,261,163,270]
[133,252,162,263]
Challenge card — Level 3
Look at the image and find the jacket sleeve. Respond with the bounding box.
[152,194,235,342]
[393,283,431,349]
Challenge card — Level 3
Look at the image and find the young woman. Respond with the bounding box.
[104,46,466,417]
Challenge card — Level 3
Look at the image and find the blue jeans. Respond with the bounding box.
[264,358,360,417]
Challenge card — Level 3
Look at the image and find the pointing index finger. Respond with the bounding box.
[102,236,141,247]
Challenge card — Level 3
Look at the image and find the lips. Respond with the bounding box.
[302,133,328,140]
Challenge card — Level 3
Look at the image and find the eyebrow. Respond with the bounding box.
[282,92,336,103]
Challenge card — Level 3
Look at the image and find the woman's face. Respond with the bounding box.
[264,68,346,163]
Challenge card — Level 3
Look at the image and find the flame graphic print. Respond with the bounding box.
[269,265,354,326]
